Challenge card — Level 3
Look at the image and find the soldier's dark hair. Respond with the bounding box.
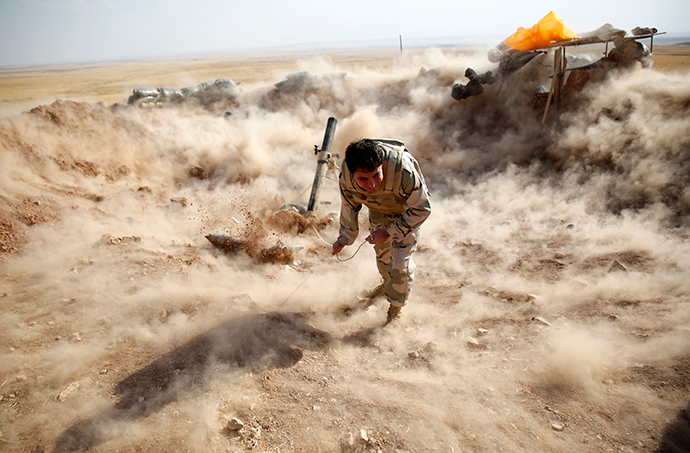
[344,139,384,173]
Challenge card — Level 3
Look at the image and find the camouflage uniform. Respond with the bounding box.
[336,139,431,307]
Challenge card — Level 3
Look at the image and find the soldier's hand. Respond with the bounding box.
[332,241,345,255]
[366,229,390,245]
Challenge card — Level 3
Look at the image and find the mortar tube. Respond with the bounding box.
[306,117,337,214]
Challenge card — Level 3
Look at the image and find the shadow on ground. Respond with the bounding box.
[53,311,332,452]
[656,400,690,453]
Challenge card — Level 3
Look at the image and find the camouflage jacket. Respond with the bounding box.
[337,139,431,245]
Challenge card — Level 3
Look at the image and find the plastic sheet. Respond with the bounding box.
[503,11,578,51]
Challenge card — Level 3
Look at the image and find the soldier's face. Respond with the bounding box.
[353,166,384,193]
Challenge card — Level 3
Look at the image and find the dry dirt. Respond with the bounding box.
[0,44,689,453]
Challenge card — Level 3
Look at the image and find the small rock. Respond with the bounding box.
[425,340,438,350]
[226,417,244,431]
[16,374,27,382]
[248,426,261,439]
[408,350,420,359]
[170,197,189,207]
[552,423,565,432]
[57,382,80,401]
[554,252,565,259]
[341,433,355,447]
[467,337,480,347]
[358,429,369,443]
[477,328,489,335]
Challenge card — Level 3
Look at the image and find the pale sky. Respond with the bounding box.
[1,0,688,66]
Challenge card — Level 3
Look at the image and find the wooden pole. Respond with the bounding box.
[399,35,403,64]
[542,48,559,124]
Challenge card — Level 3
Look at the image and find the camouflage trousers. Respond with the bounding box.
[369,215,419,307]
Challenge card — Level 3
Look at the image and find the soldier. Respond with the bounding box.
[331,138,431,324]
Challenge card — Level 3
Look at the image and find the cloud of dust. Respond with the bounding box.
[1,46,689,451]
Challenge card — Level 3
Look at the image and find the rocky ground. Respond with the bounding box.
[1,46,689,452]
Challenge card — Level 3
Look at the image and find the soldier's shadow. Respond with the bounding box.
[54,311,332,452]
[655,400,690,453]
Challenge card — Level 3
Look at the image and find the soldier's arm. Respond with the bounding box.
[386,168,431,240]
[336,185,362,246]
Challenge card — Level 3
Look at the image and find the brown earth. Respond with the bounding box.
[0,44,689,453]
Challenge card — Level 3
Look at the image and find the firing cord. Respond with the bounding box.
[279,223,363,307]
[311,226,368,262]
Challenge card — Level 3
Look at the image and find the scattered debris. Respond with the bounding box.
[205,232,305,266]
[531,316,551,327]
[100,234,142,245]
[451,68,498,101]
[609,260,628,272]
[225,417,244,431]
[128,78,239,110]
[170,197,189,207]
[259,243,304,265]
[205,234,245,255]
[57,382,80,402]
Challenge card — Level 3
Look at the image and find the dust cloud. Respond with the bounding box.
[1,47,689,452]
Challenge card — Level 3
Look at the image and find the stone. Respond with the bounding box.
[358,429,369,443]
[57,382,80,401]
[552,422,565,431]
[424,341,438,352]
[341,433,355,447]
[226,417,244,431]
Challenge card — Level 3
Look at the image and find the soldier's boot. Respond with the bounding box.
[385,304,402,325]
[360,283,385,300]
